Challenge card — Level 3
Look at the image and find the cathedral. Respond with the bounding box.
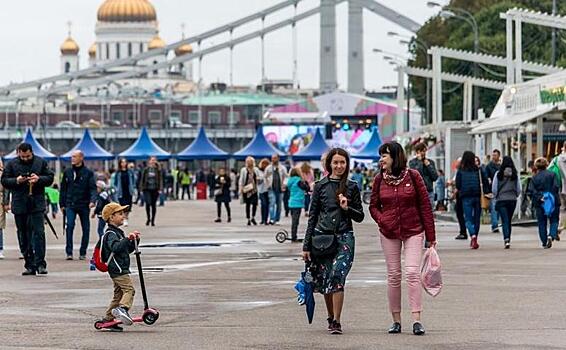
[59,0,195,94]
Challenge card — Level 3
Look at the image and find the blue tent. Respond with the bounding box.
[4,128,58,161]
[60,129,114,161]
[233,126,285,160]
[119,127,171,160]
[352,128,382,160]
[176,127,230,161]
[292,128,330,161]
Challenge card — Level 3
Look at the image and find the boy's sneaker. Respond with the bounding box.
[0,250,4,259]
[112,307,133,326]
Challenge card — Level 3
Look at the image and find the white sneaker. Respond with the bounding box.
[0,251,4,259]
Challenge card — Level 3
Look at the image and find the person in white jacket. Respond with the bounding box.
[239,157,262,226]
[264,154,288,225]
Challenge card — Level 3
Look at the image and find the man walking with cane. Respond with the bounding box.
[1,143,54,275]
[59,150,97,260]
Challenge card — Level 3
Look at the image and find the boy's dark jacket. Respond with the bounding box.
[102,224,136,278]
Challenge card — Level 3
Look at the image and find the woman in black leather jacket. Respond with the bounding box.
[302,147,364,335]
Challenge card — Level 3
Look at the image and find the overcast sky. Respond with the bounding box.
[0,0,445,90]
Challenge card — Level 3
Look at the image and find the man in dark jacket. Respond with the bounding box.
[59,150,97,260]
[485,149,502,233]
[1,143,54,275]
[408,143,438,207]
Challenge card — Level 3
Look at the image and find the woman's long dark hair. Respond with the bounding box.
[497,156,518,181]
[325,147,350,196]
[378,142,407,176]
[460,151,478,171]
[118,158,128,171]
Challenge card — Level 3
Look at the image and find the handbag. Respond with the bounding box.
[214,188,222,196]
[242,169,256,194]
[242,183,254,194]
[478,170,490,210]
[311,206,341,258]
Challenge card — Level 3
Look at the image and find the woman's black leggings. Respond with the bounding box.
[217,201,231,219]
[144,190,159,224]
[245,193,258,219]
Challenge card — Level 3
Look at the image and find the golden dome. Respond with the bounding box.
[60,37,80,55]
[175,43,193,56]
[88,43,97,58]
[148,35,166,50]
[97,0,157,23]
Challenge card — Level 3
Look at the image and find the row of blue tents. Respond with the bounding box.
[4,126,382,162]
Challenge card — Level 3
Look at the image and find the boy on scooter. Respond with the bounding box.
[100,202,140,331]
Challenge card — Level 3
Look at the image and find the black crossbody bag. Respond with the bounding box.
[311,206,341,258]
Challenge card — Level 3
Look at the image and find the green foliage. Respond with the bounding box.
[411,0,566,122]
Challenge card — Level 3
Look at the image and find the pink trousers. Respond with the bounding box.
[380,233,424,313]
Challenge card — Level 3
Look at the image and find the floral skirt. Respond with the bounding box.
[312,231,355,295]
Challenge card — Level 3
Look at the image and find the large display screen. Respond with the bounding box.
[263,125,376,155]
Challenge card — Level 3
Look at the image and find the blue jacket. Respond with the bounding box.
[287,176,306,209]
[456,168,491,199]
[112,169,136,200]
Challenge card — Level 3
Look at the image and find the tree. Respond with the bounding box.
[411,0,564,122]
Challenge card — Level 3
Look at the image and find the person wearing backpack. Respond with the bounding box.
[369,142,436,336]
[529,157,561,248]
[492,156,521,249]
[287,167,309,242]
[97,202,140,332]
[550,141,566,235]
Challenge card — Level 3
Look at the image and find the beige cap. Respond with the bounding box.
[102,202,129,222]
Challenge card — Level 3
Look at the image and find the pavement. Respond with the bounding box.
[1,199,565,350]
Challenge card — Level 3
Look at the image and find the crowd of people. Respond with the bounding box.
[0,138,565,335]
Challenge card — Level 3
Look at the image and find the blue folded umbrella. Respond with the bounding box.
[294,264,315,324]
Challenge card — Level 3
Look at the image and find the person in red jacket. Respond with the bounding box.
[369,141,436,336]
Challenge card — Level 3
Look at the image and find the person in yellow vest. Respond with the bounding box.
[180,168,192,200]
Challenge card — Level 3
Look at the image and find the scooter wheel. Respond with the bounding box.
[275,231,287,243]
[143,310,160,325]
[94,320,104,330]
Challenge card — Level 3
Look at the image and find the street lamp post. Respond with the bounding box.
[428,2,480,120]
[394,33,432,125]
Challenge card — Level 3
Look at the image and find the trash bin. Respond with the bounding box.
[196,182,207,200]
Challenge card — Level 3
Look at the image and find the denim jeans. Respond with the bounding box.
[462,196,481,237]
[97,217,106,238]
[15,212,46,271]
[535,206,560,246]
[489,198,499,230]
[268,190,282,223]
[259,192,269,224]
[65,207,91,257]
[427,191,435,208]
[495,200,516,241]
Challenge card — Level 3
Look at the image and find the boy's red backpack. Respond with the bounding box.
[92,231,114,272]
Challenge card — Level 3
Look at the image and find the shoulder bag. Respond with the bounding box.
[478,170,490,210]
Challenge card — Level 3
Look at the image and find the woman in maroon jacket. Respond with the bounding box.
[369,142,436,336]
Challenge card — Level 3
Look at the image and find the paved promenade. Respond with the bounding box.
[0,200,565,349]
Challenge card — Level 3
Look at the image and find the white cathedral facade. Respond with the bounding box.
[59,0,194,90]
